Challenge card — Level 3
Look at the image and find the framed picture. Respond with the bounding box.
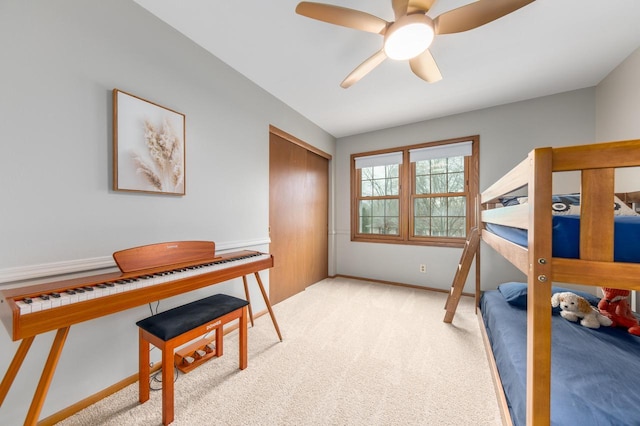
[113,89,185,195]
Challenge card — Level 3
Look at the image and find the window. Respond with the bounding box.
[351,136,479,247]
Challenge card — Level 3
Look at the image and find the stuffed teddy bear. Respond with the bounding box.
[598,287,640,336]
[551,292,613,329]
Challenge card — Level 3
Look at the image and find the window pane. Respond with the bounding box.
[361,179,372,197]
[431,174,447,193]
[385,217,399,234]
[448,216,466,237]
[386,177,399,195]
[372,179,386,196]
[416,160,430,175]
[358,199,399,235]
[431,197,447,216]
[414,198,430,216]
[386,199,399,216]
[359,216,370,233]
[371,217,385,233]
[361,165,399,197]
[448,196,466,216]
[372,200,385,216]
[372,165,387,179]
[415,175,429,194]
[361,167,373,179]
[359,200,371,216]
[430,217,446,236]
[414,217,429,236]
[431,158,447,174]
[448,172,464,193]
[387,164,399,178]
[448,156,464,172]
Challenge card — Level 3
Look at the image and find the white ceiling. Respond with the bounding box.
[133,0,640,139]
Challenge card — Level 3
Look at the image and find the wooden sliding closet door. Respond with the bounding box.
[269,128,329,304]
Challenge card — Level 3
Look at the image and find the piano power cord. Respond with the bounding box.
[146,301,179,391]
[149,364,180,391]
[148,301,161,316]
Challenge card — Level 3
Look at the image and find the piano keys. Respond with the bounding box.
[8,252,270,317]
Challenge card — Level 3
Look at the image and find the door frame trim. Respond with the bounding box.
[269,125,332,160]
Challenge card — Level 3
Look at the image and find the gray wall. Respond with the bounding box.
[0,0,334,423]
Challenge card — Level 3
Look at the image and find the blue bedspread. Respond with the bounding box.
[485,215,640,262]
[481,288,640,426]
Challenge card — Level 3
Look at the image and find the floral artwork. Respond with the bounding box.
[113,89,185,195]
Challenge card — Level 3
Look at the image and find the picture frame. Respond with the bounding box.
[113,89,186,195]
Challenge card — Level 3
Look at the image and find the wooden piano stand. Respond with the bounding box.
[0,327,70,426]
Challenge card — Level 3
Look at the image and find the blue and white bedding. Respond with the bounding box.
[485,215,640,262]
[481,282,640,426]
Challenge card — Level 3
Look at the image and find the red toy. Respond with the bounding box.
[598,287,640,336]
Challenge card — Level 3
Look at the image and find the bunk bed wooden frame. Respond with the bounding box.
[478,139,640,425]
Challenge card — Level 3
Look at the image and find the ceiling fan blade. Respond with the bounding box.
[341,50,387,88]
[407,0,437,14]
[434,0,535,35]
[296,2,388,34]
[409,49,442,83]
[392,0,409,20]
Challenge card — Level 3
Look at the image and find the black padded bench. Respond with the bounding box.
[137,293,249,425]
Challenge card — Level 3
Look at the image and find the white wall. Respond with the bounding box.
[595,46,640,309]
[0,0,334,423]
[596,47,640,142]
[334,88,596,293]
[596,46,640,193]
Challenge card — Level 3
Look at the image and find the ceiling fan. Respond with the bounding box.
[295,0,536,88]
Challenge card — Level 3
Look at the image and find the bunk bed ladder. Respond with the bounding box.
[443,227,479,323]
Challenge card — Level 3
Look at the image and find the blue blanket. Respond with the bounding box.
[481,285,640,426]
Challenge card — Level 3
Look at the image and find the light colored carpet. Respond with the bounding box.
[57,277,501,425]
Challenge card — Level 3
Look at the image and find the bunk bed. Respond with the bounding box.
[478,139,640,425]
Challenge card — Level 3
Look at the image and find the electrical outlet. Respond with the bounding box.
[419,264,426,273]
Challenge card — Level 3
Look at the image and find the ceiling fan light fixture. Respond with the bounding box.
[384,14,434,61]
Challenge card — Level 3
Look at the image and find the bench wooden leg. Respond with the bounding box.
[139,329,150,404]
[216,324,224,357]
[240,306,248,370]
[162,342,175,425]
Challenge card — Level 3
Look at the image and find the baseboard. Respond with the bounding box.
[333,274,474,298]
[37,308,269,426]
